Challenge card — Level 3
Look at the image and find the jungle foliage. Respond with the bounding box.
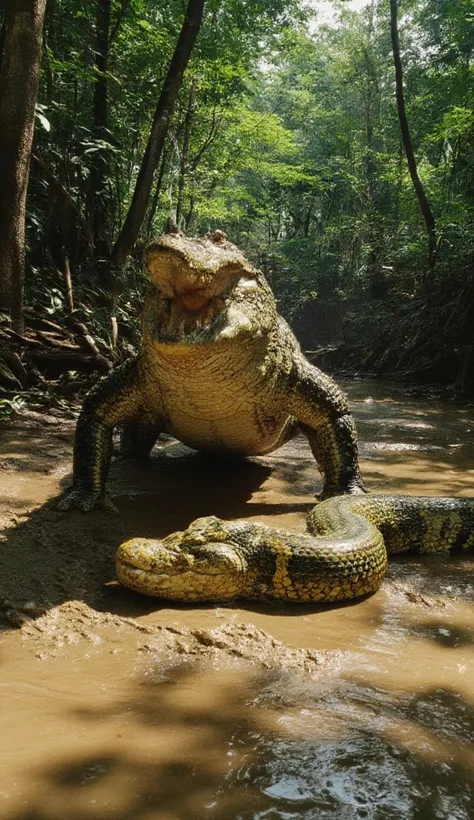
[1,0,474,397]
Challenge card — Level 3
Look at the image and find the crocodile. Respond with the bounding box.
[59,229,365,512]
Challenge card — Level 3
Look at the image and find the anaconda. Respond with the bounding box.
[116,495,474,603]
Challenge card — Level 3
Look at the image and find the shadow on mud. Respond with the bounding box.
[0,429,324,627]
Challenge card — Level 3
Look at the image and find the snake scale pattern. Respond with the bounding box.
[116,495,474,603]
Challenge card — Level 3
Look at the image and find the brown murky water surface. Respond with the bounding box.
[1,380,474,820]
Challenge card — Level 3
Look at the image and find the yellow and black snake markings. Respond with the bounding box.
[116,495,474,604]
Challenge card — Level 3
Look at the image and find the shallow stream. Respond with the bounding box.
[0,380,473,819]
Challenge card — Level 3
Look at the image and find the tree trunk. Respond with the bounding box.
[390,0,436,270]
[176,77,197,226]
[0,0,47,332]
[88,0,111,259]
[111,0,205,268]
[146,147,169,238]
[0,10,6,71]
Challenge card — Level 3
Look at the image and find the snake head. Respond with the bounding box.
[116,516,248,602]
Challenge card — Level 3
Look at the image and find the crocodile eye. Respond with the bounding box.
[207,229,227,244]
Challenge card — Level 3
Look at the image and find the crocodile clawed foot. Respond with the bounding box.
[56,489,119,514]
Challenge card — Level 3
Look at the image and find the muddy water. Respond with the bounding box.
[1,381,474,820]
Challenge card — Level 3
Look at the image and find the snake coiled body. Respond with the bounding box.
[116,495,474,603]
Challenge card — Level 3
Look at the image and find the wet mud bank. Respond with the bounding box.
[1,381,474,819]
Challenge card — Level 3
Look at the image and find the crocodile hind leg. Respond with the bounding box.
[283,359,365,499]
[120,419,164,459]
[58,359,151,511]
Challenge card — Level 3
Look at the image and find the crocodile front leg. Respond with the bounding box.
[283,359,366,499]
[58,359,147,511]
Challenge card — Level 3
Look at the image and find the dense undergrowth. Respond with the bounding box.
[2,0,474,409]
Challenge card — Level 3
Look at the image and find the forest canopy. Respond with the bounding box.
[1,0,473,399]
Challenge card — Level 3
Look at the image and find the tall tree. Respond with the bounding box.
[0,0,47,332]
[88,0,112,258]
[176,76,198,227]
[111,0,206,268]
[390,0,437,270]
